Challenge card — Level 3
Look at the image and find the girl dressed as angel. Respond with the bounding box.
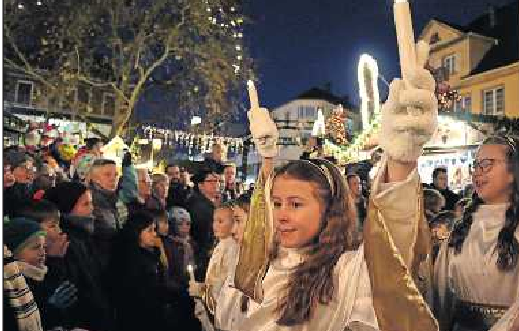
[192,38,442,331]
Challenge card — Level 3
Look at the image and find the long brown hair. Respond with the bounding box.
[270,159,355,325]
[449,135,519,270]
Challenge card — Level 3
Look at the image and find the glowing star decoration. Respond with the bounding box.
[101,136,129,167]
[312,109,326,137]
[358,54,380,130]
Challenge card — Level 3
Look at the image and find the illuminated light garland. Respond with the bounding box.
[358,54,380,130]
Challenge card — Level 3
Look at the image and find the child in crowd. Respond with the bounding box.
[189,202,240,324]
[430,210,455,262]
[18,200,69,258]
[168,207,197,291]
[4,218,78,330]
[212,203,235,241]
[424,188,446,224]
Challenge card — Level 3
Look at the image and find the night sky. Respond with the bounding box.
[243,0,514,108]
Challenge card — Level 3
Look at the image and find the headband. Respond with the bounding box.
[300,160,335,196]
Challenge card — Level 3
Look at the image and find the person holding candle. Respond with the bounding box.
[107,210,202,331]
[215,30,440,330]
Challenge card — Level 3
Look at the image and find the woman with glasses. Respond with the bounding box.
[434,135,519,331]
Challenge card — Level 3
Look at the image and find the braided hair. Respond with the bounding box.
[449,135,519,271]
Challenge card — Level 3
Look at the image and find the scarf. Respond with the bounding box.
[3,246,43,331]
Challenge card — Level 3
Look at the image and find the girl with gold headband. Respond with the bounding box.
[201,38,441,330]
[434,135,519,331]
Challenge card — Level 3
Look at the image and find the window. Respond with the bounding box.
[430,33,440,45]
[443,54,458,75]
[102,93,116,116]
[298,106,315,119]
[454,95,472,112]
[483,87,504,115]
[15,81,33,105]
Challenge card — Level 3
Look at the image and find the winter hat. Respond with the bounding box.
[4,150,31,169]
[44,182,88,215]
[75,154,98,180]
[170,207,191,224]
[4,218,46,256]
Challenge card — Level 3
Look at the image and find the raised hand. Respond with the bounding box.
[247,80,279,158]
[379,40,438,162]
[48,281,78,309]
[46,233,70,258]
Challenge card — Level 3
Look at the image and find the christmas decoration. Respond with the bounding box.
[326,106,348,145]
[358,54,380,130]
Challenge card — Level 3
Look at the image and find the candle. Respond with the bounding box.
[247,80,259,110]
[187,264,195,282]
[393,0,416,82]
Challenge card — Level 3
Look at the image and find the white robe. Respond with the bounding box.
[216,165,425,331]
[434,204,519,331]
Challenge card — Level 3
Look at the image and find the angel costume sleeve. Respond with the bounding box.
[224,157,437,331]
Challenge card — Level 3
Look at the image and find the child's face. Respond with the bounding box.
[139,223,157,249]
[16,235,46,268]
[232,206,248,244]
[213,208,233,240]
[177,220,191,237]
[40,217,62,242]
[157,218,169,236]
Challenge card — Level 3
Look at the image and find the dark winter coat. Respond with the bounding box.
[185,190,215,280]
[60,214,114,331]
[108,244,202,331]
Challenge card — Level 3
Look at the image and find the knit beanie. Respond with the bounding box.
[44,182,88,215]
[170,207,191,224]
[4,218,46,256]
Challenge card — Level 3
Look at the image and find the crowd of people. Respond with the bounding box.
[3,135,251,331]
[3,58,519,331]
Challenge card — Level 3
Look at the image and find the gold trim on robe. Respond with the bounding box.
[234,172,273,302]
[364,178,438,331]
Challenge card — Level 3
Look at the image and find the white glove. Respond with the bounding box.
[247,81,279,158]
[379,41,438,162]
[188,280,205,297]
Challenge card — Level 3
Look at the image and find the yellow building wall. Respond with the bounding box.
[459,66,519,118]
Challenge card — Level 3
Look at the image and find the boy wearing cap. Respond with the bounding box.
[4,218,78,330]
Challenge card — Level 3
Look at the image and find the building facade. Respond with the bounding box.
[3,68,114,137]
[270,87,361,163]
[419,2,519,118]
